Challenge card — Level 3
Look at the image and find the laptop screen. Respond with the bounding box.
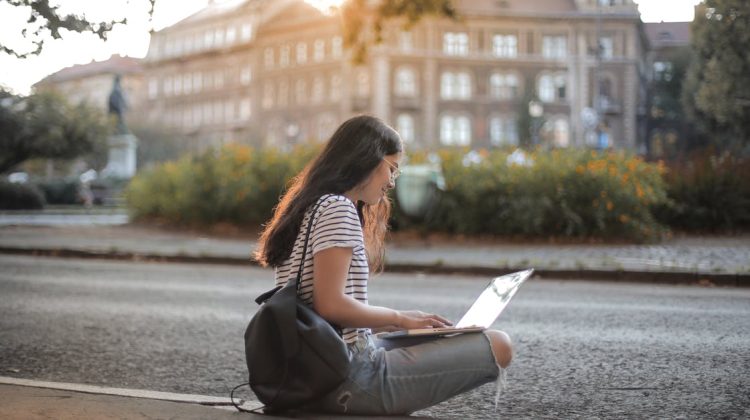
[454,269,532,329]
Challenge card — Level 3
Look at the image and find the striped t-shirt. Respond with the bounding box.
[274,194,370,344]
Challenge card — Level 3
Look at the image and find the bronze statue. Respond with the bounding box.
[108,74,129,134]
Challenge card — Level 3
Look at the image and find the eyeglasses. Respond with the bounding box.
[383,159,401,183]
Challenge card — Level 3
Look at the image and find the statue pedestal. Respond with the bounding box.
[102,133,138,178]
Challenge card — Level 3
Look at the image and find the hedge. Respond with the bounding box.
[126,144,673,241]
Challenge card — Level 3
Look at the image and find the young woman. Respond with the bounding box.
[255,115,513,415]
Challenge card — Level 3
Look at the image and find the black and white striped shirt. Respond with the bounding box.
[274,194,370,344]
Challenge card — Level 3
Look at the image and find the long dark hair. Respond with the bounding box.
[255,115,402,272]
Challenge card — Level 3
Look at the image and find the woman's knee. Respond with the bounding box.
[484,329,513,368]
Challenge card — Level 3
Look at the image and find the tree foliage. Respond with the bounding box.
[682,0,750,152]
[341,0,459,63]
[0,89,110,174]
[1,0,155,59]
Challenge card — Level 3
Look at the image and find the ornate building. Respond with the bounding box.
[142,0,647,151]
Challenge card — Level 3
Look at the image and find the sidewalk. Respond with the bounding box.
[0,377,261,420]
[0,377,419,419]
[0,223,748,285]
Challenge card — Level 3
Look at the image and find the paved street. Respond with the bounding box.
[0,255,748,418]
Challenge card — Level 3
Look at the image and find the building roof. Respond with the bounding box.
[34,55,142,86]
[169,0,258,29]
[457,0,577,15]
[643,22,691,48]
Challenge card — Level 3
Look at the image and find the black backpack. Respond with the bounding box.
[243,201,350,412]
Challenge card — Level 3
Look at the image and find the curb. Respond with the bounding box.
[0,376,242,407]
[2,246,747,287]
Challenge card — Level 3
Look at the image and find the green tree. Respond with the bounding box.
[342,0,458,63]
[0,89,110,174]
[1,0,155,59]
[682,0,750,152]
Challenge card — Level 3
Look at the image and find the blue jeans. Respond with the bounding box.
[304,332,500,415]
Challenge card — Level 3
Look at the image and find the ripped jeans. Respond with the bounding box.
[303,332,500,415]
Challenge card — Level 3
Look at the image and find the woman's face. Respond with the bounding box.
[356,152,402,205]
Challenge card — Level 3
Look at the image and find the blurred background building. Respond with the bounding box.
[37,0,685,153]
[33,54,144,118]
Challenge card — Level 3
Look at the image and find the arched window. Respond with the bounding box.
[490,73,519,99]
[312,75,325,103]
[397,114,415,143]
[489,115,519,146]
[441,71,471,99]
[538,73,567,102]
[440,115,471,146]
[395,67,417,97]
[356,69,370,97]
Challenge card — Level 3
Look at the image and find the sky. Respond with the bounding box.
[0,0,702,96]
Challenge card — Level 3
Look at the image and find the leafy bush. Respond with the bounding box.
[655,151,750,231]
[127,145,670,241]
[125,143,319,226]
[392,148,669,241]
[0,181,45,209]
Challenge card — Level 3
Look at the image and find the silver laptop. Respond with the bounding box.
[378,269,533,339]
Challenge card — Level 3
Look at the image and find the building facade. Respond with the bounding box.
[33,54,144,118]
[142,0,648,151]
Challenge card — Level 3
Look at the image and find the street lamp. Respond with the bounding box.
[528,100,544,147]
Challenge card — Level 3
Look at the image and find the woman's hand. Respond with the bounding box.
[396,310,452,330]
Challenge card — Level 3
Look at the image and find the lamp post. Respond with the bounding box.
[528,100,544,148]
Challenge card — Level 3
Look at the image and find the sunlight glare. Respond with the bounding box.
[304,0,345,13]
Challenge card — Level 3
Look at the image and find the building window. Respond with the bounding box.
[443,32,469,56]
[278,80,288,106]
[193,33,203,51]
[332,36,343,58]
[314,39,325,61]
[312,75,325,103]
[263,82,274,109]
[296,43,307,64]
[264,47,274,68]
[492,34,517,58]
[441,71,471,100]
[599,36,614,59]
[542,35,567,59]
[204,30,214,49]
[163,77,173,96]
[295,79,307,104]
[193,72,202,92]
[395,67,417,97]
[183,74,192,94]
[240,98,251,120]
[280,45,290,67]
[240,66,252,85]
[214,28,224,46]
[148,78,158,99]
[174,76,182,95]
[538,73,566,102]
[397,114,415,143]
[489,116,519,146]
[356,69,370,97]
[489,73,519,99]
[214,71,225,89]
[192,104,201,127]
[241,23,252,41]
[330,73,342,101]
[440,115,471,146]
[399,31,413,52]
[226,27,236,44]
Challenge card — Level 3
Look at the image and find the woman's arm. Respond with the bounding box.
[312,247,450,330]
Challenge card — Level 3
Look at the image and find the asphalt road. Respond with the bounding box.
[0,255,748,419]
